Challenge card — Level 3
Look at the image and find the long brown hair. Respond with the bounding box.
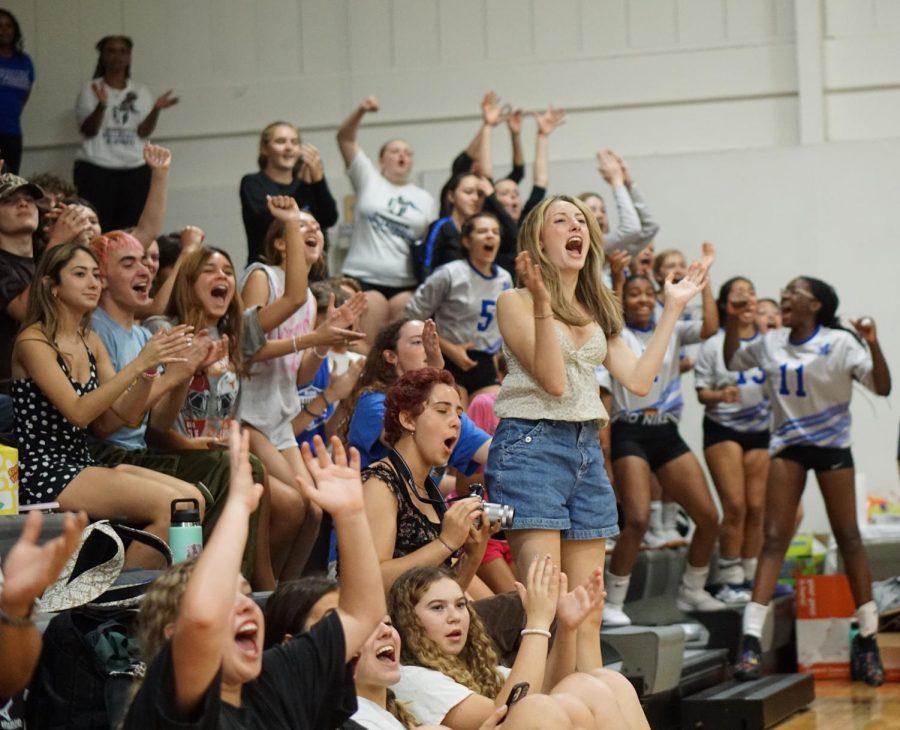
[21,243,98,369]
[257,121,301,173]
[517,195,623,337]
[165,246,245,374]
[388,567,504,698]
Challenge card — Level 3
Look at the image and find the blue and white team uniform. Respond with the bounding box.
[405,258,512,392]
[610,320,703,470]
[728,325,875,469]
[695,330,771,451]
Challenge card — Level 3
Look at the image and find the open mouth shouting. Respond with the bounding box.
[234,620,260,659]
[375,643,397,665]
[565,235,584,256]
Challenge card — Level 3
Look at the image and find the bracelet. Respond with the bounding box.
[302,405,324,419]
[0,599,37,628]
[292,335,299,353]
[437,535,457,553]
[534,313,553,320]
[141,368,161,381]
[313,346,329,359]
[520,628,552,638]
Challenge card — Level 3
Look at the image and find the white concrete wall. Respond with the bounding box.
[6,0,900,529]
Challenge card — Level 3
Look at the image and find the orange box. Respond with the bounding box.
[879,632,900,682]
[796,574,855,679]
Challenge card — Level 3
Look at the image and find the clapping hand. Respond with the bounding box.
[534,106,566,136]
[515,251,551,315]
[663,261,708,313]
[153,90,179,110]
[423,319,444,369]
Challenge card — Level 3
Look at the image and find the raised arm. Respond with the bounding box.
[850,318,892,396]
[497,253,565,396]
[337,96,379,167]
[136,226,204,320]
[297,436,385,660]
[532,106,565,189]
[698,242,719,339]
[131,145,171,247]
[506,109,525,182]
[477,92,506,181]
[137,89,179,139]
[617,152,660,241]
[171,425,263,717]
[605,261,708,395]
[296,143,339,228]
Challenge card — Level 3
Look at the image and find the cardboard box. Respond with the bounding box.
[878,632,900,682]
[0,444,18,515]
[796,574,855,679]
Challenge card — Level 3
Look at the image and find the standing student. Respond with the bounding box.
[484,196,710,668]
[728,277,891,686]
[74,35,178,231]
[240,121,338,266]
[603,267,723,627]
[695,277,770,605]
[0,8,34,174]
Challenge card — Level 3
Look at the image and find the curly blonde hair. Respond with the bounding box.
[388,567,503,698]
[135,558,198,665]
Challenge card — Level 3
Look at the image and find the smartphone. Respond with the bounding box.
[505,682,529,709]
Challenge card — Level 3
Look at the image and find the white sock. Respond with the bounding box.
[663,501,680,530]
[742,558,758,582]
[743,601,769,639]
[718,556,743,585]
[605,571,631,607]
[681,563,710,592]
[857,601,879,638]
[649,501,663,532]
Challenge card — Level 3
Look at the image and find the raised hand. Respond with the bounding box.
[179,225,205,250]
[266,194,302,222]
[0,511,89,616]
[506,108,523,135]
[298,143,324,183]
[358,96,380,114]
[700,241,716,270]
[92,81,108,106]
[608,250,631,279]
[153,90,179,110]
[849,316,878,344]
[138,325,193,369]
[534,105,566,136]
[663,260,707,312]
[297,435,364,517]
[514,554,560,631]
[143,143,172,170]
[515,251,551,313]
[422,319,444,369]
[326,290,367,331]
[597,149,624,186]
[613,151,633,187]
[481,91,505,127]
[227,424,264,512]
[324,357,365,403]
[556,567,605,631]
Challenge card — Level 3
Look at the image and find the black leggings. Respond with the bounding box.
[73,160,151,232]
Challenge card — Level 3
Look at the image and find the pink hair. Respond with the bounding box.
[89,230,144,277]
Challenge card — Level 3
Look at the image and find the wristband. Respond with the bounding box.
[302,405,324,419]
[520,628,551,638]
[437,535,457,553]
[292,335,299,353]
[0,599,37,628]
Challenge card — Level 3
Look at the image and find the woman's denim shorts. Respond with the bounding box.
[484,418,619,540]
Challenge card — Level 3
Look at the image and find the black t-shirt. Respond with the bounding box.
[239,172,339,266]
[0,249,35,394]
[122,611,356,730]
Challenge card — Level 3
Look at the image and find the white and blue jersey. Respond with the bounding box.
[695,329,770,433]
[405,259,512,354]
[611,320,703,425]
[728,326,875,454]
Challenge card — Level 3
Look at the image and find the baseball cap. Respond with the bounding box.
[0,173,45,203]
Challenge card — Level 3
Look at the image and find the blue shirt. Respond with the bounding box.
[0,53,34,135]
[296,358,332,449]
[348,390,489,474]
[91,308,151,450]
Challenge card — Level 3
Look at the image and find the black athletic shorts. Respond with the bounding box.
[444,350,499,394]
[611,420,691,471]
[357,279,414,300]
[703,417,770,452]
[774,445,854,472]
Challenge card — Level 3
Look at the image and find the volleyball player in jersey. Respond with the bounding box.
[695,277,770,606]
[604,249,725,627]
[727,277,891,686]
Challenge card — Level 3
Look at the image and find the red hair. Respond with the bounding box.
[383,368,456,445]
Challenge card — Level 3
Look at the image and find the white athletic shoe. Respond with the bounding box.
[716,583,752,606]
[642,528,670,549]
[662,528,688,547]
[603,602,633,627]
[676,586,728,612]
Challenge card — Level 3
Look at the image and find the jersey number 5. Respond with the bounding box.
[477,300,496,332]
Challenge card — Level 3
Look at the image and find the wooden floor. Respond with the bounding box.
[776,680,900,729]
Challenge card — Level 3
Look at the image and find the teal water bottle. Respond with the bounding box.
[169,498,203,563]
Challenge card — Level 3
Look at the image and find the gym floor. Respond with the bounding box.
[777,680,900,729]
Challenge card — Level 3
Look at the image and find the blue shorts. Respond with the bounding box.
[484,418,619,540]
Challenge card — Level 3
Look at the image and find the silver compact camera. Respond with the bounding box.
[468,483,515,530]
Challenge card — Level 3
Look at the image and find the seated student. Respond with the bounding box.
[0,511,87,710]
[362,368,490,593]
[406,212,512,408]
[86,230,273,587]
[389,563,649,730]
[11,244,202,567]
[125,428,386,729]
[342,318,491,472]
